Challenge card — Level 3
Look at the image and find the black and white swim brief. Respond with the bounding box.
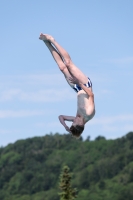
[73,77,92,93]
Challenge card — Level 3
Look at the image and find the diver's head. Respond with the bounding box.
[70,117,84,139]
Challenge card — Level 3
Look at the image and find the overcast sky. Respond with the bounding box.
[0,0,133,146]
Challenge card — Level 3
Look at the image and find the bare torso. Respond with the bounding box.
[77,89,95,123]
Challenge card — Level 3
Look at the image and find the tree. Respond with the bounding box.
[95,136,106,141]
[59,166,77,200]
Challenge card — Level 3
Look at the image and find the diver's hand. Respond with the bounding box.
[69,77,80,85]
[65,125,70,132]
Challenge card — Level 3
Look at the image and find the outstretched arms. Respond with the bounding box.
[58,115,75,132]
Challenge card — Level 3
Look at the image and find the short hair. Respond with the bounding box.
[70,125,84,139]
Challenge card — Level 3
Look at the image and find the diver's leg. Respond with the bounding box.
[44,41,65,72]
[39,33,88,84]
[41,40,74,88]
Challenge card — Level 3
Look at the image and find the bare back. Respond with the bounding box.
[77,89,95,123]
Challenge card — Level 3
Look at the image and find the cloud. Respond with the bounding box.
[0,73,75,102]
[103,56,133,65]
[25,74,65,85]
[0,88,75,102]
[102,124,133,133]
[122,125,133,132]
[83,114,133,140]
[94,89,113,99]
[86,114,133,135]
[89,114,133,126]
[35,121,61,128]
[19,89,74,102]
[0,73,113,103]
[101,89,112,94]
[0,109,52,118]
[0,129,14,134]
[0,89,21,101]
[0,73,65,86]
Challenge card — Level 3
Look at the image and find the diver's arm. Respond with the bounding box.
[78,83,94,100]
[58,115,75,132]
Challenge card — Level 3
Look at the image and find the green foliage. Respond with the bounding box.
[95,136,106,141]
[0,132,133,199]
[59,166,77,200]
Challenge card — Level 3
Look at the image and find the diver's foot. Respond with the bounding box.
[39,33,54,42]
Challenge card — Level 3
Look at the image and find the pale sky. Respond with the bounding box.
[0,0,133,146]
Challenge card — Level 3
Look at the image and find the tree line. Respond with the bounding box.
[0,132,133,200]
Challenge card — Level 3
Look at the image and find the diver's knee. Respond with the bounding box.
[65,58,72,67]
[60,64,67,73]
